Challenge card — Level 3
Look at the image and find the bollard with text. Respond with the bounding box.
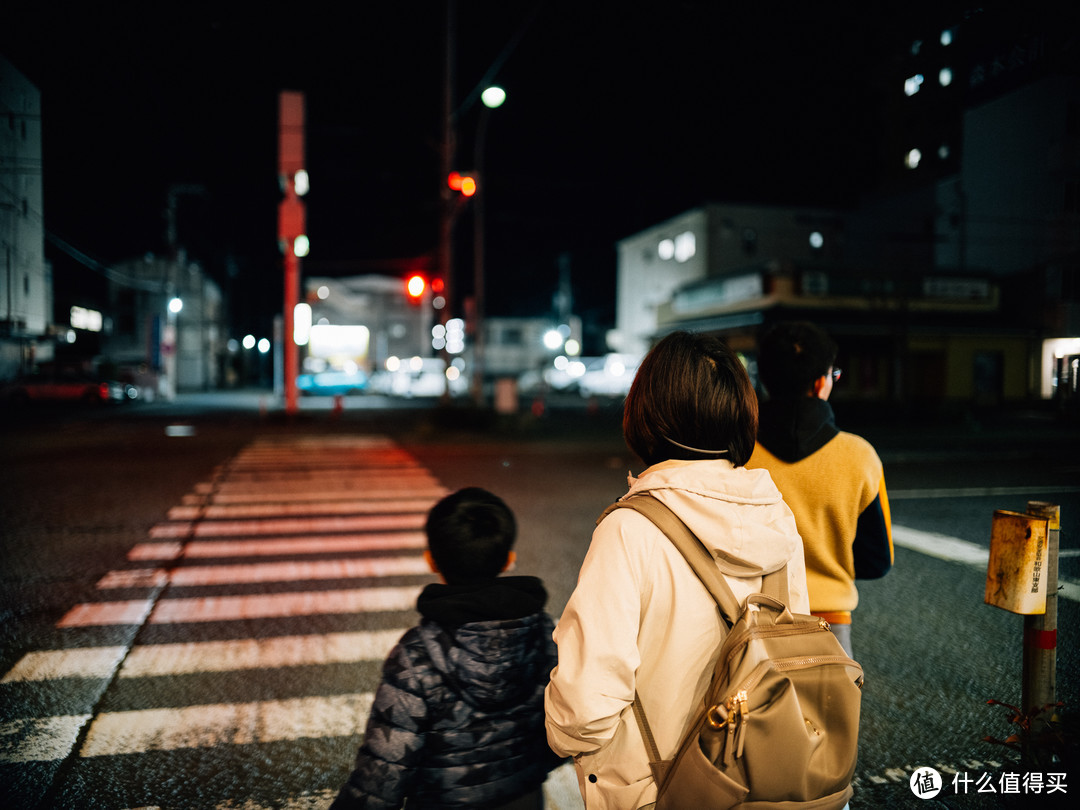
[984,501,1061,765]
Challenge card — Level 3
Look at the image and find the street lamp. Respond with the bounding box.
[471,85,506,405]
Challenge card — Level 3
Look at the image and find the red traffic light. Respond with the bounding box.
[406,274,426,300]
[448,171,477,197]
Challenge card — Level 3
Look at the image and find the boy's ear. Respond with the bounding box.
[424,550,440,575]
[502,550,517,573]
[811,373,830,400]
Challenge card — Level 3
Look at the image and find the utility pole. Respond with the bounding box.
[278,91,306,416]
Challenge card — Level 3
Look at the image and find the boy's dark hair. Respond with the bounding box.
[425,487,517,585]
[757,321,838,399]
[623,331,758,468]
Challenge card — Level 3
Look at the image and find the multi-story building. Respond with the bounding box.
[103,252,224,397]
[612,6,1079,410]
[0,55,50,379]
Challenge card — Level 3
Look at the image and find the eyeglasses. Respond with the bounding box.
[830,368,843,381]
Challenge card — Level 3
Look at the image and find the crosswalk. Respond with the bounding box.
[0,433,581,809]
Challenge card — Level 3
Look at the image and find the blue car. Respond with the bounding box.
[296,370,369,396]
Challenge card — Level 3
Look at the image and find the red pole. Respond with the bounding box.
[278,91,306,416]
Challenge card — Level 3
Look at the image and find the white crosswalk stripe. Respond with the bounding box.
[0,433,583,809]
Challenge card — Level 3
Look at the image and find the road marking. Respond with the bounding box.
[56,586,421,627]
[0,715,92,764]
[128,541,184,560]
[57,599,155,628]
[2,647,129,683]
[183,483,445,504]
[893,523,1080,603]
[149,512,425,539]
[1,630,405,683]
[126,532,427,561]
[167,497,442,521]
[118,630,404,677]
[97,555,430,589]
[78,693,375,757]
[890,485,1080,500]
[147,586,421,624]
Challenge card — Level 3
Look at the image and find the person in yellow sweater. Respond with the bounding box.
[747,321,893,658]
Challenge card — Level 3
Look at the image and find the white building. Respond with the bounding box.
[0,55,51,379]
[612,203,846,359]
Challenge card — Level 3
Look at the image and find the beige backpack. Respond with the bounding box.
[604,495,863,810]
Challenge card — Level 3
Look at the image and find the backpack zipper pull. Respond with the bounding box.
[721,690,748,765]
[733,690,749,759]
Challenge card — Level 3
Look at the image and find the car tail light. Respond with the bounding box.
[98,382,110,400]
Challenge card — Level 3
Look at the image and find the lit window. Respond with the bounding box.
[904,74,924,97]
[940,28,954,46]
[674,231,696,262]
[905,148,922,169]
[809,231,824,250]
[911,39,922,55]
[938,143,950,160]
[939,67,953,87]
[658,238,675,260]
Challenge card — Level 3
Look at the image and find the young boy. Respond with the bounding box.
[331,487,560,810]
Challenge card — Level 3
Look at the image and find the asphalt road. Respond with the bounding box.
[1,392,1077,809]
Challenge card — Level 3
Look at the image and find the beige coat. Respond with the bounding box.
[545,459,808,810]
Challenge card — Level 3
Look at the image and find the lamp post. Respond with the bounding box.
[471,85,506,406]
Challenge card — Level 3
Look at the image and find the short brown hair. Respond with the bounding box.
[623,331,758,468]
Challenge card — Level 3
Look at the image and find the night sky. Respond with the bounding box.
[3,1,967,345]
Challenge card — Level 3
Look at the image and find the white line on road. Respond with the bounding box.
[118,630,404,677]
[168,498,441,521]
[2,647,129,683]
[147,586,422,624]
[127,531,427,561]
[78,693,375,757]
[97,555,431,589]
[183,484,445,505]
[1,630,405,683]
[56,586,421,627]
[150,512,426,539]
[893,523,1080,602]
[0,714,92,764]
[57,599,155,628]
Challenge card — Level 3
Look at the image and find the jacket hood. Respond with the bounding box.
[757,396,839,463]
[623,459,801,577]
[416,576,553,710]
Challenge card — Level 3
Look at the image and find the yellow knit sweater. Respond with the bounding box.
[747,431,892,621]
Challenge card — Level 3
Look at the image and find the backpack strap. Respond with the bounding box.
[604,494,786,627]
[603,494,796,768]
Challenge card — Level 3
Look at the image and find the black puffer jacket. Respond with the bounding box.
[331,576,560,809]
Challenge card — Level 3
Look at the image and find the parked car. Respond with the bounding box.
[577,353,642,398]
[296,369,369,396]
[0,372,138,406]
[369,357,468,398]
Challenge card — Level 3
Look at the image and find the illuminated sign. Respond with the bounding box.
[70,306,103,332]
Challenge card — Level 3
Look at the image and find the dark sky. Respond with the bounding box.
[3,1,960,341]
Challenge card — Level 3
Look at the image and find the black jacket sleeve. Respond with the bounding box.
[853,492,893,579]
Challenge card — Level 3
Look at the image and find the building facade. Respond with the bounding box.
[0,55,50,379]
[612,8,1079,410]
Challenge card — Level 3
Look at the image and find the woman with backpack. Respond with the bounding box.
[544,331,813,810]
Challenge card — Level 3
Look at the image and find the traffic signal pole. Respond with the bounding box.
[278,91,306,416]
